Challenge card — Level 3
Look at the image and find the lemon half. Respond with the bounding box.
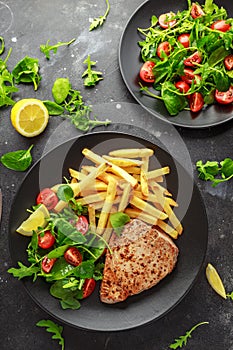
[206,263,227,299]
[16,204,50,236]
[11,98,49,137]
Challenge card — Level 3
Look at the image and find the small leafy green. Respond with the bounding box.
[82,55,103,87]
[196,158,233,186]
[52,77,71,104]
[43,100,64,115]
[169,322,209,349]
[110,212,130,236]
[12,56,41,90]
[50,280,82,310]
[40,38,75,60]
[0,48,18,107]
[89,0,110,31]
[0,36,4,55]
[0,145,33,171]
[8,261,40,280]
[226,291,233,300]
[36,319,65,350]
[57,184,74,202]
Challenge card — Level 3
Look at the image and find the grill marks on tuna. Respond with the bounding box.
[100,219,179,304]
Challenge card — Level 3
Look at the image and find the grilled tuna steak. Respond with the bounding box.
[100,219,179,304]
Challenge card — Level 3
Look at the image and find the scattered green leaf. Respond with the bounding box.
[57,184,74,202]
[0,145,33,171]
[169,322,209,349]
[82,54,103,87]
[226,292,233,300]
[12,56,41,90]
[196,158,233,186]
[36,319,65,350]
[89,0,110,31]
[110,212,130,236]
[8,261,40,280]
[0,36,5,55]
[40,38,75,60]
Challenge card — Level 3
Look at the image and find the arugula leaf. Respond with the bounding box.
[226,291,233,300]
[8,261,40,280]
[169,322,209,349]
[36,319,65,350]
[89,0,110,31]
[12,56,41,90]
[40,38,75,60]
[0,145,33,171]
[82,55,103,87]
[110,212,130,236]
[0,48,18,107]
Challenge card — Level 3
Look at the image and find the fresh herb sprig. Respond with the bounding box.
[82,55,103,87]
[40,38,76,60]
[196,157,233,186]
[12,56,41,90]
[169,321,209,349]
[0,47,18,107]
[0,145,33,171]
[36,319,65,350]
[89,0,110,31]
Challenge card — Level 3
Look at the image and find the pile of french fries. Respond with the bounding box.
[52,147,183,242]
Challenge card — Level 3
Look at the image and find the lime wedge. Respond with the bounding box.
[16,204,50,236]
[206,263,226,299]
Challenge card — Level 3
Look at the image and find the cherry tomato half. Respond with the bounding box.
[184,51,202,67]
[181,68,201,85]
[211,20,231,32]
[64,247,82,267]
[191,3,205,18]
[36,188,59,211]
[215,86,233,104]
[177,33,190,48]
[75,215,89,235]
[139,61,155,83]
[158,12,176,29]
[157,41,172,59]
[189,92,204,112]
[42,256,57,273]
[224,54,233,71]
[175,80,190,94]
[82,278,96,299]
[38,230,56,249]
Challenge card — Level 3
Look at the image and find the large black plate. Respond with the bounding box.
[119,0,233,128]
[9,131,208,331]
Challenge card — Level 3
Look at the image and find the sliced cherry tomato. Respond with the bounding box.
[181,68,201,85]
[64,247,82,267]
[184,51,202,67]
[139,61,155,83]
[75,215,89,235]
[36,188,59,211]
[38,230,56,249]
[177,33,190,48]
[191,3,205,18]
[189,92,204,112]
[224,54,233,71]
[82,278,96,299]
[175,80,190,94]
[157,41,172,59]
[215,86,233,104]
[158,12,176,29]
[42,256,57,273]
[211,20,231,32]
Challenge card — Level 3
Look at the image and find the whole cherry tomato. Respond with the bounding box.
[215,86,233,104]
[158,12,176,29]
[177,33,190,48]
[189,92,204,112]
[191,3,205,18]
[75,215,89,235]
[184,51,202,67]
[157,41,172,59]
[36,188,59,211]
[64,247,82,267]
[224,54,233,71]
[139,61,155,83]
[41,256,57,273]
[82,278,96,299]
[175,80,190,94]
[38,231,56,249]
[210,20,231,32]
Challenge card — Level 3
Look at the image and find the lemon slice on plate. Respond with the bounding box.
[206,263,226,299]
[11,98,49,137]
[16,204,50,236]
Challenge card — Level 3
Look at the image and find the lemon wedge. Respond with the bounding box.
[16,204,50,236]
[206,263,227,299]
[11,98,49,137]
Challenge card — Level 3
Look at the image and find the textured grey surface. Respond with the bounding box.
[0,0,233,349]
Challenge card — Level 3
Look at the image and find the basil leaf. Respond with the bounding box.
[0,145,33,171]
[57,184,74,202]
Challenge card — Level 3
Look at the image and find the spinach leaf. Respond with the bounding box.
[50,280,81,310]
[53,218,86,244]
[207,46,229,67]
[57,184,74,202]
[46,257,76,281]
[110,212,130,236]
[0,145,33,171]
[93,262,104,281]
[52,78,70,104]
[12,56,41,90]
[73,260,95,279]
[161,82,188,116]
[43,100,64,115]
[47,245,70,259]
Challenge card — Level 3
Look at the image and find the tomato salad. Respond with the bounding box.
[8,185,108,310]
[138,0,233,115]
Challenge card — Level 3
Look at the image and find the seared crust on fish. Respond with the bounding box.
[100,219,179,304]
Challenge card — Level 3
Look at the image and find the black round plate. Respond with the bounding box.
[119,0,233,128]
[8,131,208,331]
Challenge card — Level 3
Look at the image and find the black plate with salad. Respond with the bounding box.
[119,0,233,128]
[8,131,208,331]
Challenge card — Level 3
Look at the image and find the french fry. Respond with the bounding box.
[130,195,168,220]
[118,182,132,212]
[108,148,154,158]
[140,169,149,197]
[102,206,117,242]
[125,207,158,226]
[77,192,107,205]
[157,219,178,239]
[69,168,86,181]
[88,205,96,232]
[123,166,141,175]
[147,166,170,180]
[79,162,109,193]
[164,199,183,235]
[103,155,143,167]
